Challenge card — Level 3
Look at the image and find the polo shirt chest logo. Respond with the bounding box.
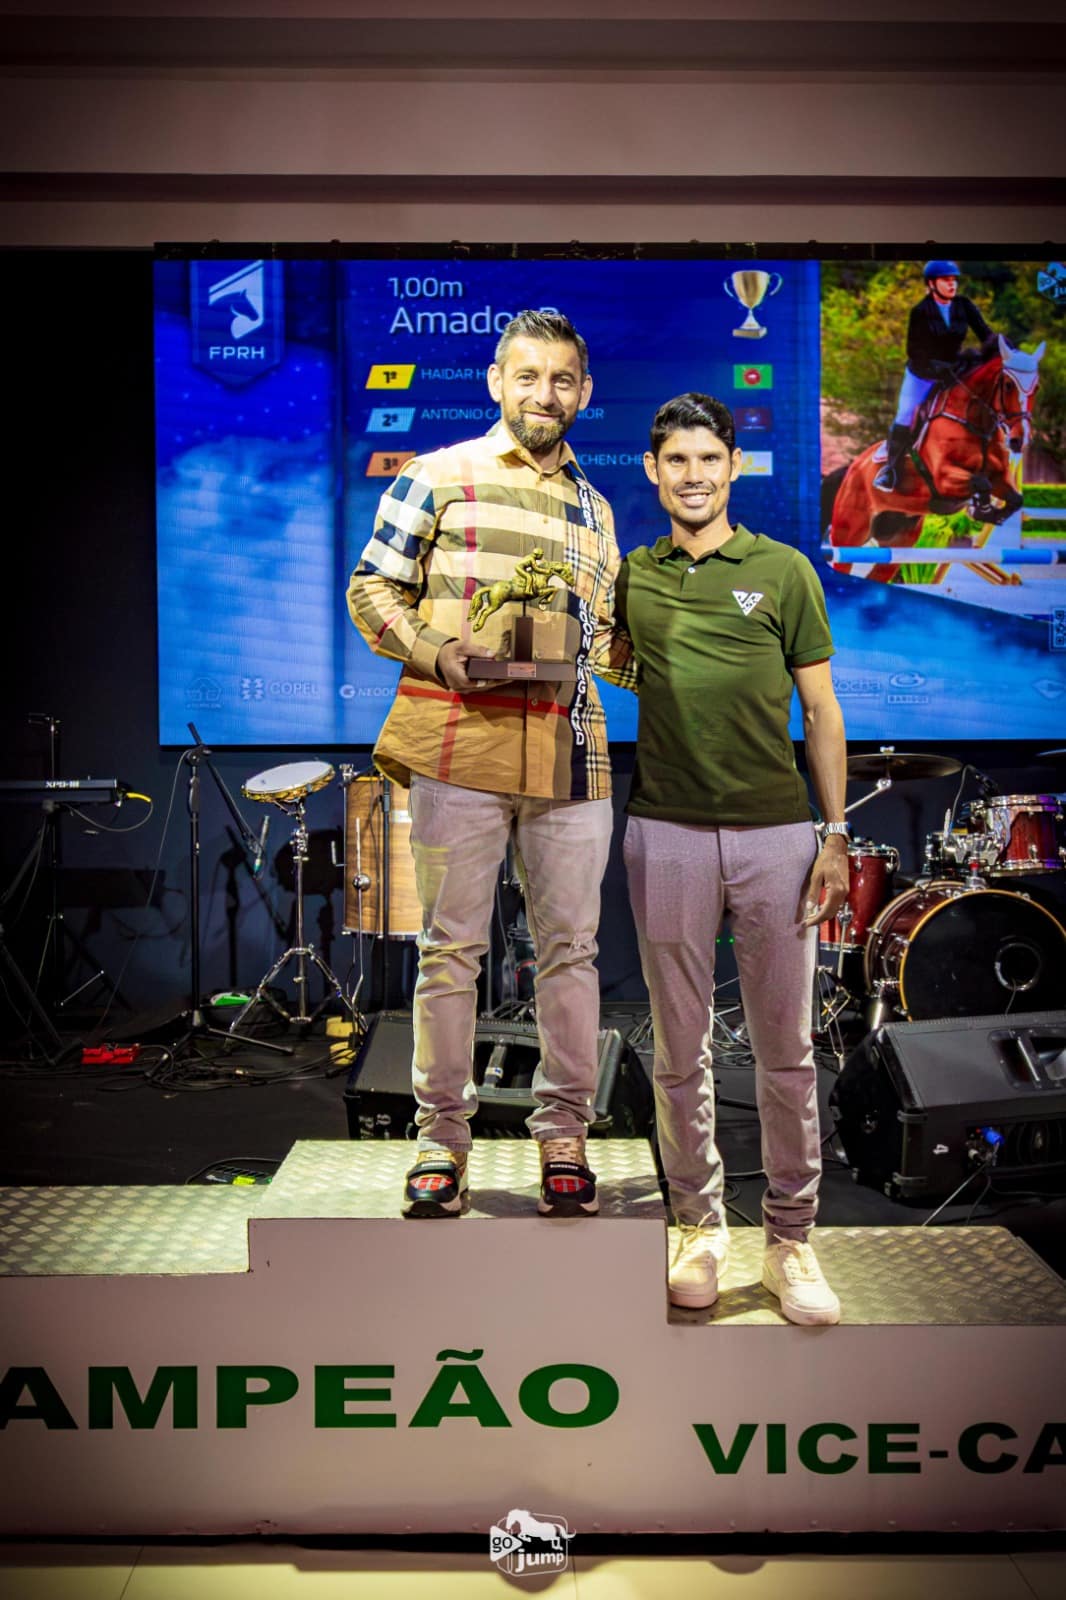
[731,588,764,616]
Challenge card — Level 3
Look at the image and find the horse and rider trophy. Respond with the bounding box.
[466,548,578,682]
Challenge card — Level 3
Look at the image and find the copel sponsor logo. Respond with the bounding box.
[191,260,284,388]
[242,675,320,701]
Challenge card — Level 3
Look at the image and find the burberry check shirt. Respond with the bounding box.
[347,421,634,801]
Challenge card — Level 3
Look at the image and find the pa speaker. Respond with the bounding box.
[829,1010,1066,1199]
[344,1010,653,1142]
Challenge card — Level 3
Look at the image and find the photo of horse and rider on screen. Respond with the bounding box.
[821,258,1064,611]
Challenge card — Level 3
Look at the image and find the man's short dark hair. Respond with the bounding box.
[494,310,589,377]
[649,393,736,457]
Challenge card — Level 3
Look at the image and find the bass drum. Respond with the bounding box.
[864,880,1066,1021]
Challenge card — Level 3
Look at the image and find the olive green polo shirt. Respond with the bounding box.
[616,524,834,826]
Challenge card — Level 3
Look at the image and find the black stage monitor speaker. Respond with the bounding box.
[830,1010,1066,1200]
[345,1010,653,1142]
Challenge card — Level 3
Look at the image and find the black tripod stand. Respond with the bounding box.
[170,725,292,1060]
[228,783,362,1038]
[25,711,122,1016]
[0,835,79,1066]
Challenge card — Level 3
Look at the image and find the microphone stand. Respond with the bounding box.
[170,724,292,1059]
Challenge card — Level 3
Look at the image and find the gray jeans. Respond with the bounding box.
[409,775,613,1150]
[624,815,822,1241]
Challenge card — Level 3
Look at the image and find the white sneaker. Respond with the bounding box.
[762,1236,841,1326]
[668,1218,730,1309]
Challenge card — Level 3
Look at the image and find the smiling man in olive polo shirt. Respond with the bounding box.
[614,392,849,1325]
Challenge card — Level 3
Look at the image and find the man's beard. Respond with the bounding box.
[508,407,568,455]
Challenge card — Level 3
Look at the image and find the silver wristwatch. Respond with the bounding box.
[821,821,850,838]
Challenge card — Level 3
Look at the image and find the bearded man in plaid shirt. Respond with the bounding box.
[348,311,630,1220]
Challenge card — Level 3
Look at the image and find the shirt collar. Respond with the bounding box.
[652,523,757,565]
[487,418,578,476]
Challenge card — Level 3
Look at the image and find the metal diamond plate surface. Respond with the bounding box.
[4,1145,1065,1328]
[0,1185,257,1276]
[264,1137,666,1221]
[668,1224,1066,1327]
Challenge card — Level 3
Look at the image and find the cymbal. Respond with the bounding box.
[846,750,962,780]
[1037,748,1066,761]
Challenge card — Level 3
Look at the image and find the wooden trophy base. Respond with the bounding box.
[467,612,577,683]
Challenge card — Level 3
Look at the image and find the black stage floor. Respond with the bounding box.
[2,999,1065,1281]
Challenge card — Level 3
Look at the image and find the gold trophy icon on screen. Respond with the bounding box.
[724,269,783,338]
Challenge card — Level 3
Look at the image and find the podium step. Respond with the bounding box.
[3,1141,1065,1536]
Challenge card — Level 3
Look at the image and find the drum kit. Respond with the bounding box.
[823,747,1066,1034]
[229,746,1065,1043]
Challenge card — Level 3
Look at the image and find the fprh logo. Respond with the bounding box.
[489,1508,575,1576]
[191,259,284,387]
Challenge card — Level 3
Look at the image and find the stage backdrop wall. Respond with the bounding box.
[6,250,1066,1025]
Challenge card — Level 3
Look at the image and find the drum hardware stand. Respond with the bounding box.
[864,982,893,1034]
[844,774,892,823]
[332,830,369,1014]
[171,726,293,1060]
[485,842,533,1019]
[230,793,362,1038]
[23,712,123,1015]
[379,779,395,1007]
[815,904,853,1070]
[0,841,80,1066]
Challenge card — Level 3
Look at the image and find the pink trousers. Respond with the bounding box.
[624,815,822,1240]
[408,775,613,1150]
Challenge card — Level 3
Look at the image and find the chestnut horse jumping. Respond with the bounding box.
[828,336,1044,583]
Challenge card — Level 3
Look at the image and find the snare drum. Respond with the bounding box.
[968,794,1064,875]
[820,842,899,951]
[864,879,1066,1020]
[243,760,335,805]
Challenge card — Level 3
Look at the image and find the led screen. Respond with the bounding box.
[155,250,1065,746]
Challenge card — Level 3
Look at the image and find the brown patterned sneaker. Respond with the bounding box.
[537,1136,598,1217]
[401,1149,469,1218]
